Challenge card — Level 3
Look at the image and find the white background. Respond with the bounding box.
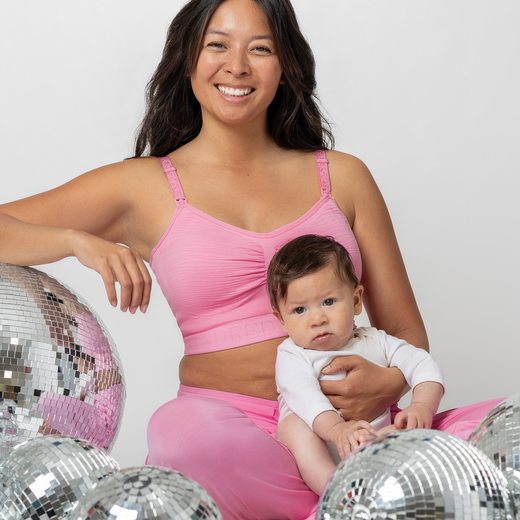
[1,1,519,469]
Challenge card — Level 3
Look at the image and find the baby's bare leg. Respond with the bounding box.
[276,413,337,495]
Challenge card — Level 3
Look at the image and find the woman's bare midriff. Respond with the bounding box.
[179,337,285,401]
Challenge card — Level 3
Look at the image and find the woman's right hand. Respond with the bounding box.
[320,355,407,422]
[0,159,163,314]
[70,229,152,313]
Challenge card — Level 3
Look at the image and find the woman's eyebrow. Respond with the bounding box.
[205,29,273,40]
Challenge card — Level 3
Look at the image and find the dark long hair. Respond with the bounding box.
[133,0,334,157]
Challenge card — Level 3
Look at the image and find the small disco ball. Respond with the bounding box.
[0,434,120,520]
[469,394,520,511]
[317,429,515,520]
[0,399,19,451]
[0,262,126,457]
[69,466,223,520]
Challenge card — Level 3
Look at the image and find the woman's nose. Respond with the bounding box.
[224,48,251,76]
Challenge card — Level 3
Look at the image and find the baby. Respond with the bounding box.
[267,234,444,495]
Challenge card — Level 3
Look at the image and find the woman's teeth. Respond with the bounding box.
[217,85,252,97]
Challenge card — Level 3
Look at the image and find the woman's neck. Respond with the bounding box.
[191,117,281,166]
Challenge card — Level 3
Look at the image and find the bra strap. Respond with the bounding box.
[315,150,331,195]
[159,156,187,206]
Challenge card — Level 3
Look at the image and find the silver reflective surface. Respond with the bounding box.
[469,394,520,512]
[0,435,119,520]
[318,429,515,520]
[0,263,126,457]
[70,466,223,520]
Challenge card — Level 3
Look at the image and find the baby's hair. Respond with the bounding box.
[267,234,359,313]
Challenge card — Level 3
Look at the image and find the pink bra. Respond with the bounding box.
[150,150,362,355]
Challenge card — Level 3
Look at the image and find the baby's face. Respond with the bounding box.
[275,265,363,351]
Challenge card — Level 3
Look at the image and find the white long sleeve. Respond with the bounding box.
[275,327,444,431]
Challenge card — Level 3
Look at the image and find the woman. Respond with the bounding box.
[0,0,503,518]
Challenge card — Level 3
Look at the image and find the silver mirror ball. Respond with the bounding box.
[69,466,223,520]
[469,393,520,512]
[0,263,126,457]
[0,435,120,520]
[317,429,515,520]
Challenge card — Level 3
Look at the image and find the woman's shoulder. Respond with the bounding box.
[88,156,164,184]
[75,156,170,204]
[324,150,380,218]
[325,150,372,182]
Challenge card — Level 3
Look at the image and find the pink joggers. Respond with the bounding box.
[146,384,503,520]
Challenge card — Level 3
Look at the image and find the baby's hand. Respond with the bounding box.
[330,420,375,459]
[394,403,433,430]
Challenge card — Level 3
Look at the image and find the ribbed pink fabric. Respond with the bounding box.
[150,151,361,355]
[147,385,504,520]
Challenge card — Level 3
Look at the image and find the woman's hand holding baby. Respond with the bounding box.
[320,356,407,422]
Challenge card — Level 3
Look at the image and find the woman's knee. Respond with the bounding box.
[147,395,252,467]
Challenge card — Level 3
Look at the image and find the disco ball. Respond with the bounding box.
[317,429,515,520]
[0,262,126,456]
[0,398,19,451]
[0,434,120,520]
[70,466,223,519]
[469,394,520,511]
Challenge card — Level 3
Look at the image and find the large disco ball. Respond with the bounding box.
[0,263,125,456]
[70,466,223,519]
[0,434,120,520]
[469,394,520,511]
[318,429,515,520]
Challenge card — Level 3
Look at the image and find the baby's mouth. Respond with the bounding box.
[314,332,331,341]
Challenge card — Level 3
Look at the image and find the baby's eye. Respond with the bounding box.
[293,307,306,315]
[323,299,335,306]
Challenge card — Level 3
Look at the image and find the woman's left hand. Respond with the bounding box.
[319,355,406,422]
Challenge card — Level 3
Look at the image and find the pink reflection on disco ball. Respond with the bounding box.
[0,263,126,457]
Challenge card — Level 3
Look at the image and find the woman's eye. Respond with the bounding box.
[323,299,335,306]
[252,45,272,54]
[294,307,306,315]
[207,41,225,49]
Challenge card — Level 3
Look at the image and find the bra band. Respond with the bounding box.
[315,150,331,195]
[158,156,186,206]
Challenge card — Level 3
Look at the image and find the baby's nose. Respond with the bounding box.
[310,310,328,326]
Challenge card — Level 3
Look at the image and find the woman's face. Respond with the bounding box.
[190,0,283,130]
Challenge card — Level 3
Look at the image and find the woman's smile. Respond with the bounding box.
[216,85,254,97]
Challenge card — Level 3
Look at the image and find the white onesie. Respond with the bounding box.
[276,326,444,432]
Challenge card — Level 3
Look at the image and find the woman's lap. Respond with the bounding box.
[146,385,319,520]
[147,386,504,520]
[391,398,504,440]
[431,398,504,439]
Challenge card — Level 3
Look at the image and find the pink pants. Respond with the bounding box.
[146,384,504,520]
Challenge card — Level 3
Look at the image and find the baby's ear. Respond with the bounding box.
[353,284,364,316]
[272,308,282,322]
[272,308,287,330]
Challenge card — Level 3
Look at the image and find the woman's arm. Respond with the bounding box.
[330,151,428,350]
[0,159,159,313]
[320,151,428,421]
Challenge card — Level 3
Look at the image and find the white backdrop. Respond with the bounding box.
[1,1,519,469]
